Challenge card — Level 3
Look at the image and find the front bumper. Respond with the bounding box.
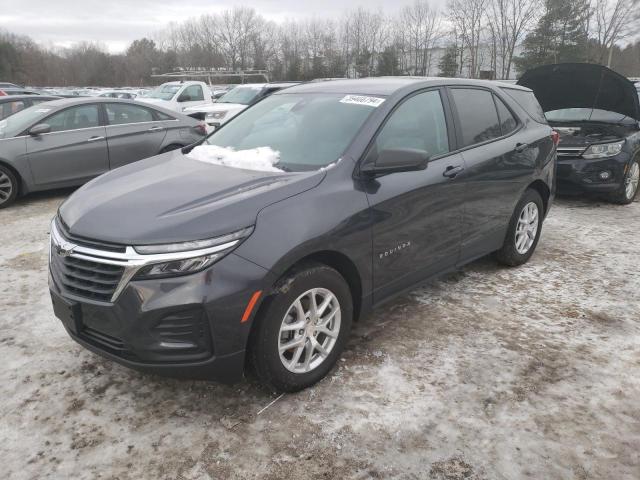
[556,153,630,193]
[49,252,274,383]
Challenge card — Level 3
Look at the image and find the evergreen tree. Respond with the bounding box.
[377,46,399,76]
[438,45,459,77]
[514,0,591,74]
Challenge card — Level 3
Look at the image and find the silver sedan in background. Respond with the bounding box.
[0,98,207,208]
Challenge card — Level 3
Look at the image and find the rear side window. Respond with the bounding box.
[450,88,501,147]
[45,105,100,132]
[105,103,154,125]
[502,88,547,124]
[494,96,518,135]
[376,90,450,157]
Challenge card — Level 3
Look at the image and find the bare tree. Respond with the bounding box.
[487,0,539,79]
[593,0,639,67]
[447,0,489,78]
[401,1,442,75]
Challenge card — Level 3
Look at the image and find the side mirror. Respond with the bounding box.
[360,148,430,176]
[29,123,51,136]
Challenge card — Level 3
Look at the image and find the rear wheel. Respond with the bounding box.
[496,189,544,267]
[248,263,353,392]
[0,165,18,209]
[609,160,639,205]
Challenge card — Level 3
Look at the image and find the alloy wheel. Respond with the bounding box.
[625,162,639,200]
[278,288,341,374]
[515,201,539,254]
[0,171,12,205]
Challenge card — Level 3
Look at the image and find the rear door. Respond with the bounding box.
[366,89,465,302]
[103,103,167,169]
[25,104,108,187]
[447,87,535,261]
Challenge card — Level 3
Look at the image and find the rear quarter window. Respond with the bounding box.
[502,88,547,124]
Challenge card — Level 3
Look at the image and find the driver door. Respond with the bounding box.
[365,89,465,302]
[25,104,108,187]
[177,84,206,110]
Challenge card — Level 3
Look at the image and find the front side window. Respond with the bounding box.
[45,105,100,132]
[181,85,204,102]
[451,88,502,147]
[105,103,154,125]
[206,93,379,171]
[375,90,450,158]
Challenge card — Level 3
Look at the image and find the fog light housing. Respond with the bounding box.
[598,170,612,181]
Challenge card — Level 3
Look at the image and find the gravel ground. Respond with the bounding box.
[1,190,639,480]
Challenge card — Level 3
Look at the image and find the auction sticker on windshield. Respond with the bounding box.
[340,95,385,107]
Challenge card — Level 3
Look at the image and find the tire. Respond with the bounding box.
[248,263,353,393]
[0,164,18,209]
[496,188,544,267]
[159,144,184,154]
[608,159,639,205]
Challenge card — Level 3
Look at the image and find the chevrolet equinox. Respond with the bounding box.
[49,78,556,392]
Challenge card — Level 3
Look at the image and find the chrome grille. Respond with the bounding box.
[557,147,586,158]
[52,254,124,302]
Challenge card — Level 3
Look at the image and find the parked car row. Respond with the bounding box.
[0,98,206,207]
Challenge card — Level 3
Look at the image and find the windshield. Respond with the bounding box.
[216,86,263,105]
[145,84,180,101]
[0,104,53,139]
[205,93,381,171]
[546,108,632,124]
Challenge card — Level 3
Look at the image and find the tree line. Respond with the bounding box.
[0,0,638,87]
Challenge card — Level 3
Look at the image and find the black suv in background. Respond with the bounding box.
[518,63,640,204]
[49,78,556,392]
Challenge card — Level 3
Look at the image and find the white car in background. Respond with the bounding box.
[183,82,299,131]
[137,81,213,113]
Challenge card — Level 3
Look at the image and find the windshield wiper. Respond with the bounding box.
[274,163,293,172]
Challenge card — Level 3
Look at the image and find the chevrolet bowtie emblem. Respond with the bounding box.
[56,241,77,257]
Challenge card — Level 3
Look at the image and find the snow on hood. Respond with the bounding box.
[187,145,283,172]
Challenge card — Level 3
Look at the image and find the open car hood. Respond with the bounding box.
[517,63,640,121]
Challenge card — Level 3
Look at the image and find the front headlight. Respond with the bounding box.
[132,226,253,279]
[582,141,624,159]
[206,111,227,120]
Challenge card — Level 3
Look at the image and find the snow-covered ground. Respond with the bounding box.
[1,190,638,479]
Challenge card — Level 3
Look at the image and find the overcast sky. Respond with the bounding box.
[0,0,446,53]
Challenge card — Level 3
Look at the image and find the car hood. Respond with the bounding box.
[59,150,325,246]
[517,63,640,121]
[184,103,246,114]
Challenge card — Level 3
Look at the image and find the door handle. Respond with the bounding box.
[443,165,464,178]
[515,142,528,153]
[147,126,164,132]
[87,136,104,142]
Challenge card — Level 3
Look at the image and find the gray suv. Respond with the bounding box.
[0,98,206,207]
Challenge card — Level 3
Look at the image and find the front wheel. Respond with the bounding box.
[609,160,639,205]
[248,263,353,392]
[496,189,544,267]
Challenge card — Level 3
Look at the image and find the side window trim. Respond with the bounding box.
[492,92,522,136]
[359,87,455,169]
[446,86,523,152]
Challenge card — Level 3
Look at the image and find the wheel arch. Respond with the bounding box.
[258,250,364,325]
[0,159,23,195]
[526,179,551,215]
